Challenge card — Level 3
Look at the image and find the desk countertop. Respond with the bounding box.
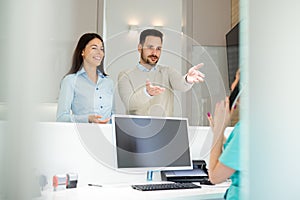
[35,182,229,200]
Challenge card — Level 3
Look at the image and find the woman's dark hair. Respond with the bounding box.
[67,33,107,76]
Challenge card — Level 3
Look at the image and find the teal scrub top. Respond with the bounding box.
[219,122,241,200]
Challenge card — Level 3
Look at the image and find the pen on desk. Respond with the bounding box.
[88,184,102,187]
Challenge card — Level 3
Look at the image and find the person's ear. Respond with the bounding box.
[138,44,142,53]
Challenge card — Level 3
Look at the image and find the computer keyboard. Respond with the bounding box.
[131,182,201,191]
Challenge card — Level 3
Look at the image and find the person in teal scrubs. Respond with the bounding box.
[207,70,241,200]
[220,121,240,199]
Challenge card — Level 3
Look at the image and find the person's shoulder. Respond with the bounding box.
[119,67,139,76]
[228,121,241,140]
[104,75,114,84]
[59,74,76,89]
[157,65,178,75]
[157,65,169,69]
[232,121,241,133]
[61,74,76,83]
[157,65,173,71]
[235,121,241,128]
[63,73,76,79]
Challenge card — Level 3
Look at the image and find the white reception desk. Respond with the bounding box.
[0,122,233,199]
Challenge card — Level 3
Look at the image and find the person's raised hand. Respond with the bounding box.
[186,63,205,84]
[146,79,165,96]
[207,97,231,134]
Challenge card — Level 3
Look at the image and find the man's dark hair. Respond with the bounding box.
[139,29,163,45]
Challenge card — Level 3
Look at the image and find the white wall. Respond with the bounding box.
[104,0,183,115]
[192,0,231,46]
[29,0,100,103]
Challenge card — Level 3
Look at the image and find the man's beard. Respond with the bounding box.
[141,49,159,66]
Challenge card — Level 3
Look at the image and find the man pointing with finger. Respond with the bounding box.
[118,29,205,117]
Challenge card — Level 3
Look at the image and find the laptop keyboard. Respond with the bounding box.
[131,182,201,191]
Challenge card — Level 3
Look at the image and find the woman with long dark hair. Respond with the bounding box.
[57,33,113,123]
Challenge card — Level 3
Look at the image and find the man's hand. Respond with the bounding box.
[186,63,205,84]
[146,80,165,96]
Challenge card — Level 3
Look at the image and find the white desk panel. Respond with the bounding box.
[0,121,233,197]
[36,182,229,200]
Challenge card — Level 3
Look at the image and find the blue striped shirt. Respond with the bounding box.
[56,67,114,123]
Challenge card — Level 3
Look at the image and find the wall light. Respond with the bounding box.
[128,25,139,31]
[153,25,164,31]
